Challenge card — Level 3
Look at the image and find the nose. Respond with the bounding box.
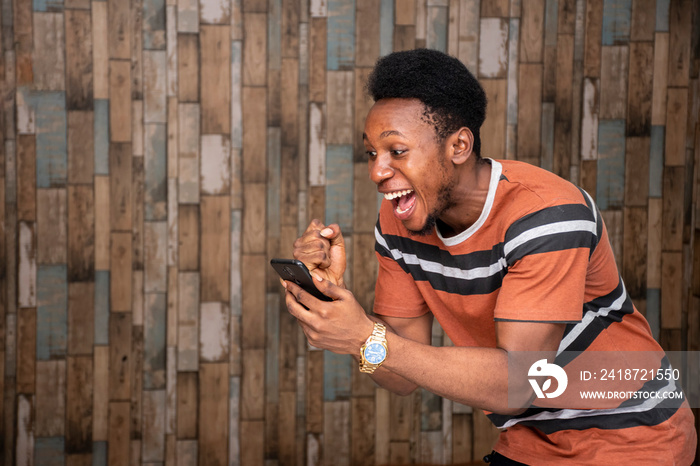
[369,153,394,185]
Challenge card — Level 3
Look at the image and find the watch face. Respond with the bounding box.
[364,342,386,364]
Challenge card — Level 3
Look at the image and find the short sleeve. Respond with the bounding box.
[373,252,430,318]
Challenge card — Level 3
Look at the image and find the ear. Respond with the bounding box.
[449,127,474,165]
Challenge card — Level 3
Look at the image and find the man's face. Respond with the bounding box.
[363,98,458,235]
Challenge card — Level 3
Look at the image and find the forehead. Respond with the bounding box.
[364,98,432,137]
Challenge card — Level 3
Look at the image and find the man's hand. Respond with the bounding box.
[293,219,346,287]
[284,274,373,355]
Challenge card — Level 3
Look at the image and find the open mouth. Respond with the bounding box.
[384,189,416,218]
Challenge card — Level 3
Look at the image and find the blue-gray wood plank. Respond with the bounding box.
[327,0,356,70]
[94,270,110,346]
[145,123,167,221]
[325,144,354,231]
[143,0,166,50]
[37,264,68,360]
[649,125,664,198]
[596,119,626,210]
[602,0,631,45]
[94,99,110,175]
[34,91,68,188]
[144,292,167,390]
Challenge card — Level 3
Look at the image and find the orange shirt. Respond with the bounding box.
[373,159,696,464]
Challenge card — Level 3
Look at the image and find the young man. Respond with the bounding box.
[283,49,697,464]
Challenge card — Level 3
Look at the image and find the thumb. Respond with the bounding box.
[310,272,347,301]
[320,224,345,248]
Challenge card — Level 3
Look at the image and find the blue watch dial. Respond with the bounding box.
[364,342,387,364]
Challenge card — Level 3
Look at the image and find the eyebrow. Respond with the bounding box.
[362,130,405,140]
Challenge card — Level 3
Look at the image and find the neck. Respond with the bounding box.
[437,157,492,238]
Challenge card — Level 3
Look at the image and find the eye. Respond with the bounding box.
[365,150,377,160]
[390,149,406,157]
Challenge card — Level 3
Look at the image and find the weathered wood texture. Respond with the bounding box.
[1,1,698,464]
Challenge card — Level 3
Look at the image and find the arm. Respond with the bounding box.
[284,276,565,415]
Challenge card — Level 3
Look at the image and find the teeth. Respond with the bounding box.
[384,189,414,200]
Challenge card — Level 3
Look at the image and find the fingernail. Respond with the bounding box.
[320,228,333,237]
[311,273,323,282]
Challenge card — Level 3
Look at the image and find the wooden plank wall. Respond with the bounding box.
[0,0,698,464]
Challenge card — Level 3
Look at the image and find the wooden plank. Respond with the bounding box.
[178,272,200,371]
[309,102,327,186]
[35,91,68,188]
[622,206,648,299]
[520,0,545,63]
[601,0,632,45]
[177,34,199,103]
[480,79,507,159]
[66,355,93,453]
[94,177,110,271]
[178,103,200,203]
[626,42,653,137]
[242,183,266,254]
[472,409,500,460]
[17,135,36,222]
[353,68,373,163]
[241,254,266,349]
[110,232,132,312]
[109,60,132,142]
[37,189,67,264]
[426,4,448,52]
[664,88,688,167]
[662,165,684,251]
[200,0,231,24]
[661,251,683,329]
[198,363,229,465]
[109,144,132,233]
[143,0,166,49]
[309,17,327,102]
[201,134,232,195]
[354,0,379,67]
[144,124,167,220]
[280,58,299,147]
[177,0,198,33]
[584,0,603,77]
[68,185,95,282]
[201,196,231,302]
[33,12,65,91]
[327,0,355,70]
[630,0,655,41]
[65,9,93,110]
[596,120,626,210]
[93,347,109,441]
[517,64,543,164]
[108,401,131,465]
[35,360,66,437]
[242,87,267,183]
[478,18,508,79]
[646,198,663,292]
[452,413,472,463]
[16,307,36,394]
[36,264,68,360]
[67,111,94,184]
[326,71,353,145]
[201,25,231,133]
[178,204,199,271]
[177,371,198,439]
[92,1,109,99]
[144,51,167,124]
[322,401,351,465]
[68,282,94,355]
[666,0,691,88]
[144,293,167,389]
[480,0,508,17]
[108,0,131,59]
[395,0,415,25]
[622,137,649,209]
[109,312,132,400]
[651,33,669,126]
[600,46,629,119]
[16,394,34,466]
[581,78,599,161]
[243,13,267,86]
[142,390,166,462]
[458,0,480,72]
[200,302,230,362]
[325,145,354,231]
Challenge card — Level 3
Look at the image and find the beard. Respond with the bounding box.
[407,173,458,237]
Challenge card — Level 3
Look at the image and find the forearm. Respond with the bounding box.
[380,332,516,413]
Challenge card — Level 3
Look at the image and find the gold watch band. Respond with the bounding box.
[359,322,387,374]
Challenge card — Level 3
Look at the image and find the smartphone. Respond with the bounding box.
[270,258,333,302]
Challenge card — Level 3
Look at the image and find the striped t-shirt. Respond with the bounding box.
[373,159,696,464]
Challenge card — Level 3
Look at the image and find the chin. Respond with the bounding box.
[406,215,437,237]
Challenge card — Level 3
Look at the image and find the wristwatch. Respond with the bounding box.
[359,322,388,374]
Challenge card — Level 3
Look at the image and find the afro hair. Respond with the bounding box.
[366,48,487,157]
